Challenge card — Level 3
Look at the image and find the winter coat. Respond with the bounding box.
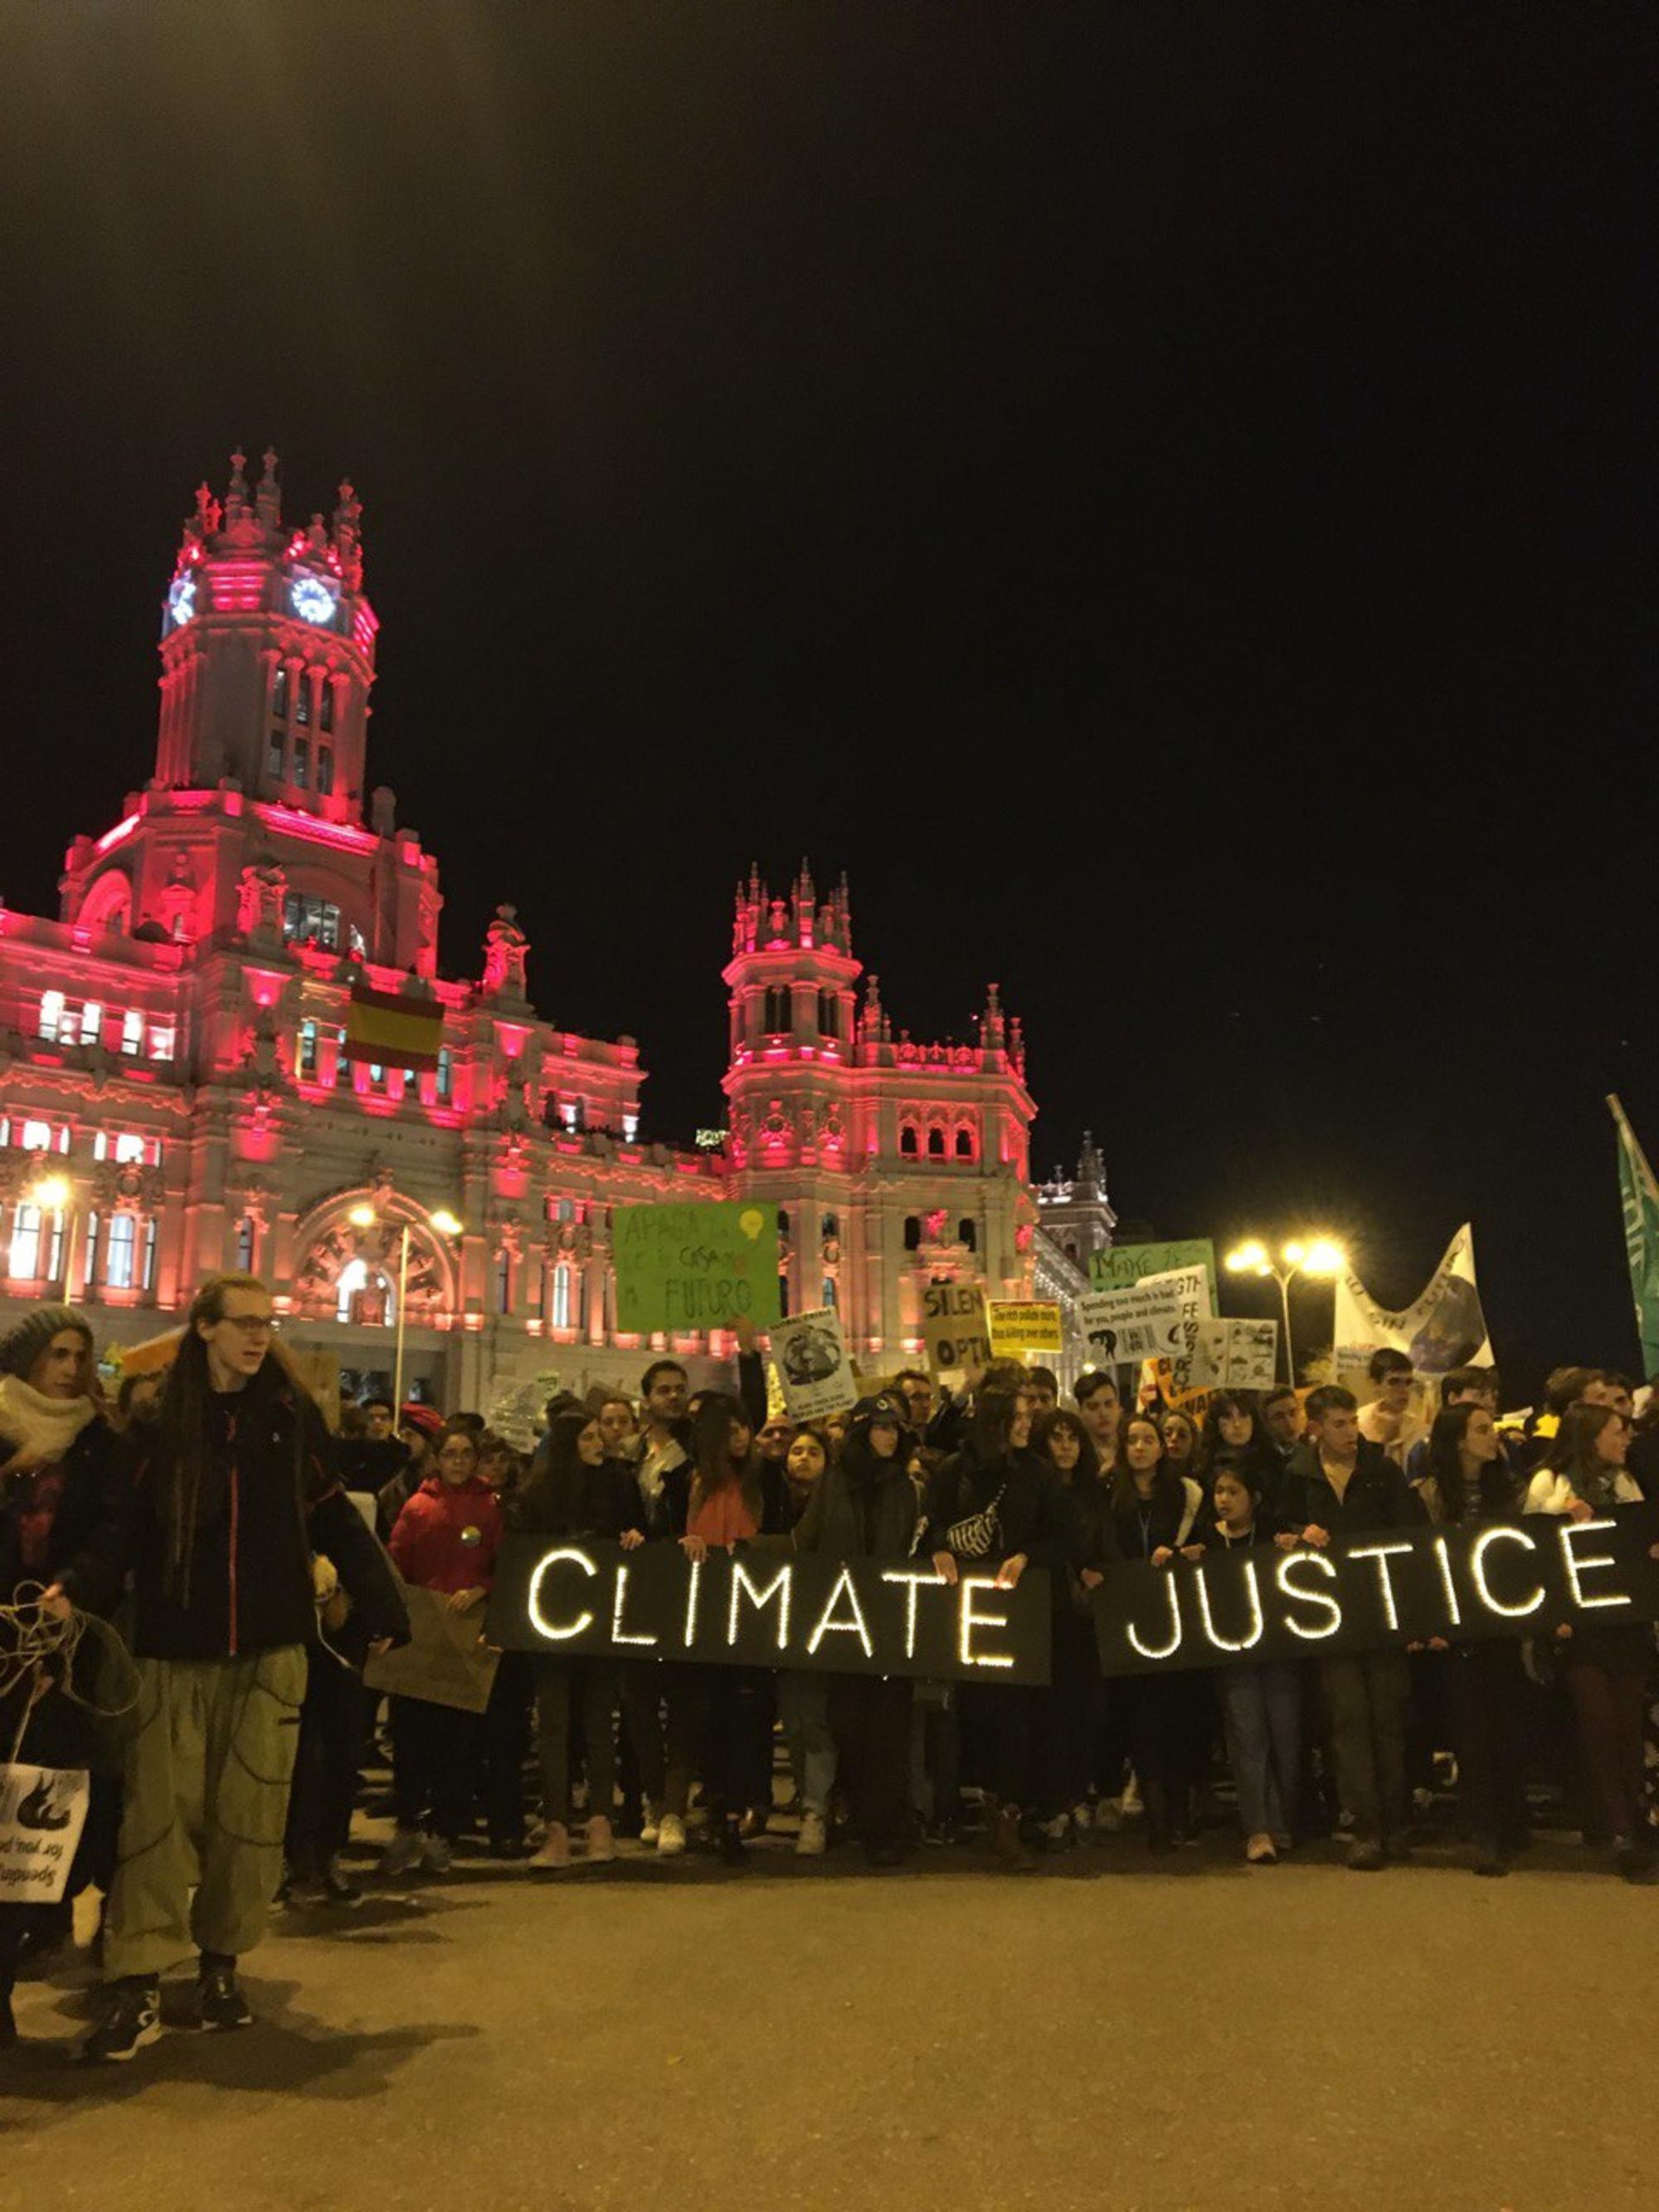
[922,1443,1082,1579]
[789,1433,919,1561]
[1279,1439,1426,1537]
[388,1473,504,1596]
[509,1458,646,1544]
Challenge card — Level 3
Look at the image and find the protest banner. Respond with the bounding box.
[363,1584,501,1714]
[487,1536,1053,1685]
[1078,1281,1185,1368]
[0,1761,90,1905]
[1091,1510,1659,1679]
[1136,1262,1213,1393]
[1331,1224,1491,1398]
[612,1200,781,1336]
[1090,1238,1217,1293]
[1187,1317,1280,1393]
[921,1281,992,1379]
[771,1306,859,1420]
[1609,1094,1659,1377]
[986,1300,1064,1362]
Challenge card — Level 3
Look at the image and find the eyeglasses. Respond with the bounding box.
[222,1315,275,1337]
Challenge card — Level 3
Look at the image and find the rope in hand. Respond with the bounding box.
[1,1584,141,1768]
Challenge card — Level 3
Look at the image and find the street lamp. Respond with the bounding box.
[26,1172,80,1300]
[1224,1235,1345,1384]
[348,1201,465,1407]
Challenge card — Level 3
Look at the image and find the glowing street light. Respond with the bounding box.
[347,1198,465,1405]
[1224,1234,1346,1384]
[24,1172,80,1298]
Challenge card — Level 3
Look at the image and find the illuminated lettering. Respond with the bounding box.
[1559,1519,1632,1613]
[806,1565,874,1658]
[1467,1526,1543,1618]
[1429,1534,1462,1626]
[683,1556,703,1648]
[1276,1551,1341,1640]
[528,1547,597,1641]
[1125,1570,1184,1660]
[1347,1541,1416,1631]
[1193,1559,1262,1654]
[880,1567,944,1659]
[958,1576,1016,1670]
[727,1558,793,1650]
[610,1564,658,1648]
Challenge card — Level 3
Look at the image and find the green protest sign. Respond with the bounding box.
[1090,1237,1217,1292]
[612,1200,781,1335]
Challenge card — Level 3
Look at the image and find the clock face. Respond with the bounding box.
[166,573,197,628]
[289,572,340,626]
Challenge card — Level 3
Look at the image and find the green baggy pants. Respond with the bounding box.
[103,1646,307,1981]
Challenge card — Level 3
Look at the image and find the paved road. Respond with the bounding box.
[3,1825,1650,2211]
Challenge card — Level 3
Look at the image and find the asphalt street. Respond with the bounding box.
[2,1821,1650,2212]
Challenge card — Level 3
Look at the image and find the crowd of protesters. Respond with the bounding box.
[2,1280,1657,2065]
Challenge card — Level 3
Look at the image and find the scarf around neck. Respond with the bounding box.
[0,1374,98,1470]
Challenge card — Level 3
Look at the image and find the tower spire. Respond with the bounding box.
[255,446,281,531]
[225,448,250,523]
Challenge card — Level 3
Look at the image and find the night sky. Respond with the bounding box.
[2,6,1652,1397]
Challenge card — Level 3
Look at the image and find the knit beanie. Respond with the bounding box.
[398,1401,444,1439]
[0,1304,94,1381]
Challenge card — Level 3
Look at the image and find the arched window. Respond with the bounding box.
[822,1275,838,1309]
[764,986,791,1035]
[105,1213,136,1291]
[959,1219,977,1252]
[37,991,65,1042]
[902,1216,922,1252]
[899,1124,919,1158]
[8,1203,42,1281]
[817,989,839,1040]
[954,1125,975,1159]
[927,1125,946,1159]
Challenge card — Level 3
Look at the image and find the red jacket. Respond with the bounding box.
[388,1473,502,1595]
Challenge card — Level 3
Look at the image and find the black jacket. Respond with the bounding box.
[923,1444,1082,1578]
[1106,1472,1206,1562]
[1,1412,132,1614]
[509,1457,647,1544]
[1280,1439,1426,1537]
[100,1364,409,1661]
[787,1432,919,1561]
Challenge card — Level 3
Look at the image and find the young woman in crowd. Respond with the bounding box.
[596,1393,640,1460]
[767,1424,836,1852]
[509,1408,646,1870]
[1194,1455,1299,1863]
[1032,1407,1106,1843]
[382,1420,503,1878]
[1196,1394,1279,1503]
[1418,1403,1530,1875]
[785,1395,920,1864]
[1524,1402,1657,1882]
[926,1387,1080,1870]
[1107,1413,1208,1850]
[1160,1408,1200,1480]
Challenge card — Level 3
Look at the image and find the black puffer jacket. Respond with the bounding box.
[790,1431,919,1561]
[923,1443,1082,1579]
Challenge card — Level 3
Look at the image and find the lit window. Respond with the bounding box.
[435,1048,453,1102]
[148,1021,176,1062]
[621,1109,639,1141]
[283,894,342,949]
[82,1002,102,1045]
[334,1028,351,1087]
[8,1204,42,1281]
[272,667,289,719]
[235,1216,255,1271]
[822,1276,838,1309]
[38,990,65,1043]
[552,1264,572,1330]
[298,1019,319,1080]
[105,1214,136,1290]
[20,1120,53,1152]
[141,1217,158,1293]
[114,1134,146,1164]
[336,1257,393,1325]
[83,1212,100,1285]
[494,1250,512,1315]
[121,1009,144,1057]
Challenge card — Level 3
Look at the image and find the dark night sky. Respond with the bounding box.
[2,4,1653,1395]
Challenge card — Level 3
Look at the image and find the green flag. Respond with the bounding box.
[1608,1094,1659,1378]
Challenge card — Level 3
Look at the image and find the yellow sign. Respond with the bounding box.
[986,1300,1063,1362]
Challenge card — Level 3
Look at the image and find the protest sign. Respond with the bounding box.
[487,1536,1053,1685]
[612,1201,781,1336]
[1091,1238,1217,1293]
[363,1584,501,1713]
[1188,1317,1280,1393]
[1332,1223,1491,1398]
[771,1306,859,1421]
[1136,1263,1213,1393]
[921,1281,992,1379]
[986,1300,1064,1362]
[1091,1511,1659,1679]
[0,1762,90,1904]
[1078,1281,1185,1368]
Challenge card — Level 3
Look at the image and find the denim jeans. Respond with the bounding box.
[777,1671,836,1816]
[1217,1661,1302,1838]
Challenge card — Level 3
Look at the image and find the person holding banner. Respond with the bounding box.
[1194,1457,1300,1863]
[1031,1408,1106,1843]
[1524,1403,1657,1883]
[1106,1414,1209,1852]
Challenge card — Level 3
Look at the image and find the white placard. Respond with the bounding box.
[0,1762,90,1904]
[771,1307,859,1422]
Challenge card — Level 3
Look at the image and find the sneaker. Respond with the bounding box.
[378,1826,425,1880]
[657,1813,687,1859]
[640,1802,661,1848]
[795,1810,828,1857]
[198,1965,253,2031]
[1244,1833,1277,1864]
[1039,1812,1071,1845]
[586,1816,615,1866]
[738,1807,768,1840]
[421,1834,454,1875]
[1118,1773,1143,1819]
[319,1860,362,1904]
[80,1979,163,2064]
[530,1824,571,1871]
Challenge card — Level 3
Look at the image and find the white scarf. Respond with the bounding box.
[0,1373,98,1470]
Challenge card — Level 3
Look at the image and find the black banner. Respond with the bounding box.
[486,1537,1053,1685]
[1091,1512,1659,1678]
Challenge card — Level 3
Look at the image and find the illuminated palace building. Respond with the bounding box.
[0,452,1110,1402]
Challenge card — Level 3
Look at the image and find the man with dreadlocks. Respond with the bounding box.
[75,1275,408,2063]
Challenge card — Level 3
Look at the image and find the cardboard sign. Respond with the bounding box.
[0,1762,90,1903]
[1091,1511,1659,1679]
[363,1584,502,1713]
[486,1536,1053,1685]
[1078,1281,1185,1368]
[921,1281,992,1379]
[1091,1238,1217,1293]
[1188,1317,1280,1393]
[986,1300,1064,1362]
[612,1201,781,1336]
[771,1307,859,1421]
[1141,1263,1214,1394]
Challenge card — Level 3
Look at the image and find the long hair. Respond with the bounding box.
[687,1390,755,1516]
[1424,1404,1515,1523]
[1551,1401,1628,1510]
[971,1388,1025,1469]
[153,1273,304,1607]
[1034,1406,1100,1487]
[1109,1413,1182,1515]
[513,1411,598,1535]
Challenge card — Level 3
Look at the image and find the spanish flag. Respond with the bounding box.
[343,981,445,1072]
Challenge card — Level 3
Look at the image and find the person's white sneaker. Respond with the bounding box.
[421,1833,454,1874]
[530,1824,571,1871]
[586,1816,615,1865]
[378,1826,425,1879]
[657,1813,687,1858]
[640,1801,661,1848]
[795,1811,828,1857]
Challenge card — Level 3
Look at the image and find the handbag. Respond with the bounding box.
[944,1481,1005,1560]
